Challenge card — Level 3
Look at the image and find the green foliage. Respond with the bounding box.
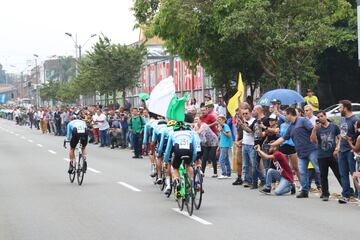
[75,35,146,96]
[133,0,355,97]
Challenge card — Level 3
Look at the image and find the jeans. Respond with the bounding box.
[252,154,265,185]
[298,150,319,193]
[219,147,231,177]
[201,146,217,174]
[338,150,356,198]
[122,128,128,147]
[242,144,255,184]
[132,133,143,157]
[100,129,108,146]
[265,169,292,195]
[318,156,342,196]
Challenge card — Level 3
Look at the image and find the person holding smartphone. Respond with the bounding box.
[255,144,296,196]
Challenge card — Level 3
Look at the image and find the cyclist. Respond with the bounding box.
[158,120,177,195]
[164,121,197,195]
[143,113,159,177]
[151,119,168,184]
[66,112,89,174]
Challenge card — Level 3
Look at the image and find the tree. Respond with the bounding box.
[133,0,355,98]
[74,35,146,105]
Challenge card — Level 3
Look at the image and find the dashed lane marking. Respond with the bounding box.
[37,144,43,147]
[48,150,56,154]
[172,208,213,225]
[117,182,142,192]
[88,168,101,173]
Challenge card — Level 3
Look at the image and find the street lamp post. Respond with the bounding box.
[65,32,97,105]
[33,54,40,107]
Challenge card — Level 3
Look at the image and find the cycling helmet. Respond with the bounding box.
[173,121,190,131]
[167,120,177,127]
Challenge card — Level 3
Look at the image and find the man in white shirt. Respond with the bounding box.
[304,105,318,127]
[237,107,256,187]
[95,110,110,147]
[215,95,227,117]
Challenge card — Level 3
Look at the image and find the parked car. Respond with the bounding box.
[324,103,360,118]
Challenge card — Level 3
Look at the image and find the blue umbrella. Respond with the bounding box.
[257,89,304,106]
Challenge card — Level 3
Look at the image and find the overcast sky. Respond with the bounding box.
[0,0,140,73]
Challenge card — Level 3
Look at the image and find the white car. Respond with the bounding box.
[324,103,360,118]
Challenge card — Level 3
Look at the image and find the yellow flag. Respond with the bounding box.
[227,73,245,117]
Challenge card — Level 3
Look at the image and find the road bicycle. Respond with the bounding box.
[174,156,194,216]
[193,165,203,210]
[63,140,87,185]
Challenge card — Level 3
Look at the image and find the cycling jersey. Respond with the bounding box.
[143,119,159,145]
[164,129,197,164]
[151,122,168,143]
[157,126,174,156]
[66,119,88,141]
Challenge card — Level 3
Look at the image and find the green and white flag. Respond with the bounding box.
[148,76,189,121]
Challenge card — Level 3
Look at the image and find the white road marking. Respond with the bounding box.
[15,134,19,136]
[48,150,57,154]
[21,136,26,139]
[172,208,213,225]
[117,182,142,192]
[88,168,101,173]
[37,144,43,147]
[64,158,70,162]
[27,139,33,143]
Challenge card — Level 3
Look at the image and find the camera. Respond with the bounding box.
[262,144,271,151]
[316,119,320,124]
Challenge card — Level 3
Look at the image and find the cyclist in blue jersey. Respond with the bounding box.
[66,112,89,174]
[158,120,177,195]
[164,121,197,189]
[151,120,168,184]
[143,114,160,177]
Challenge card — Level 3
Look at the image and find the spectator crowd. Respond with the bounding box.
[1,88,359,205]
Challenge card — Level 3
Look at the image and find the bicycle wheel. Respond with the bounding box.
[68,162,75,183]
[159,167,166,191]
[184,175,194,216]
[77,154,85,185]
[194,169,203,210]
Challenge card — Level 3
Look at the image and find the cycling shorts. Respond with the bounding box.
[171,143,193,169]
[70,128,89,149]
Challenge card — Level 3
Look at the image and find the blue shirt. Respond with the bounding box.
[219,123,232,148]
[283,117,317,158]
[157,126,173,156]
[278,122,295,147]
[66,119,88,141]
[164,130,197,163]
[151,122,168,142]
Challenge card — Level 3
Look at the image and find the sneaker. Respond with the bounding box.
[259,181,265,187]
[291,184,296,195]
[67,162,75,174]
[217,175,227,179]
[296,191,309,198]
[150,165,157,177]
[322,196,329,202]
[132,156,139,159]
[211,174,218,178]
[250,184,258,190]
[259,187,271,195]
[164,185,171,196]
[243,182,250,188]
[226,175,232,179]
[232,177,243,186]
[338,197,349,204]
[156,178,163,185]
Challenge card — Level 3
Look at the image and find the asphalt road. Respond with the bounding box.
[0,118,358,240]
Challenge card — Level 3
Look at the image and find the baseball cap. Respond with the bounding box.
[271,99,281,105]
